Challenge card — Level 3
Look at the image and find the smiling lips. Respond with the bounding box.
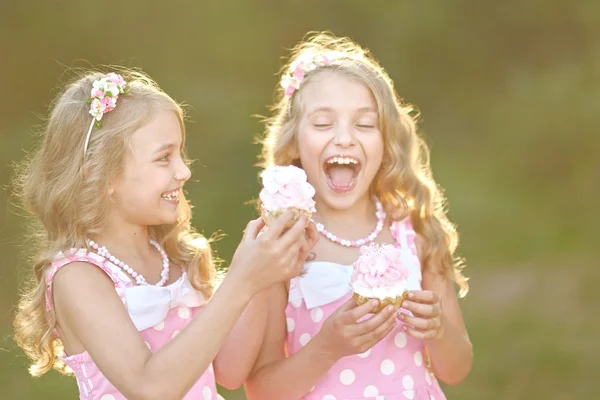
[161,188,180,203]
[323,155,361,193]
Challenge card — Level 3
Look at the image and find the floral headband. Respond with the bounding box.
[83,72,127,156]
[280,52,340,98]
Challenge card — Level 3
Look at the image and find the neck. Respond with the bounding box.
[313,194,375,228]
[91,215,151,259]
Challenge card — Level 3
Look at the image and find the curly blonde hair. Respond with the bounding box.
[13,68,216,377]
[259,32,468,296]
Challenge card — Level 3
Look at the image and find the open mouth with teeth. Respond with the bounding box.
[161,189,180,203]
[323,156,361,193]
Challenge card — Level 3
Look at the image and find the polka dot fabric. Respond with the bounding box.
[46,250,218,399]
[285,218,446,399]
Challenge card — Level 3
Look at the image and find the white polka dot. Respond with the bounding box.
[363,385,379,397]
[178,306,190,319]
[381,359,395,375]
[217,395,225,400]
[394,332,407,348]
[286,317,296,332]
[291,298,302,308]
[403,390,416,399]
[299,333,311,346]
[152,321,165,331]
[357,348,371,358]
[402,375,414,389]
[414,350,423,367]
[202,386,212,400]
[339,369,355,385]
[310,307,324,322]
[425,370,433,385]
[310,386,315,392]
[172,330,180,339]
[144,341,151,350]
[101,395,116,400]
[429,395,436,400]
[322,396,336,400]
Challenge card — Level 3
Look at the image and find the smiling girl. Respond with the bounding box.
[245,33,472,400]
[13,69,316,400]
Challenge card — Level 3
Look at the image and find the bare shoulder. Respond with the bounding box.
[52,261,124,322]
[414,234,425,261]
[415,234,453,288]
[52,261,116,299]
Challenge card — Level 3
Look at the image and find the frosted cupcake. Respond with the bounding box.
[259,165,317,227]
[351,243,410,313]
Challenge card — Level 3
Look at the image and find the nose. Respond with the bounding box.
[333,123,356,148]
[175,158,191,182]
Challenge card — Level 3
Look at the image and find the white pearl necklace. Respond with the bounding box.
[314,198,386,247]
[87,239,170,286]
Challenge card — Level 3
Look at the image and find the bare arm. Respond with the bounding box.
[53,214,309,400]
[245,283,397,400]
[214,220,319,389]
[400,235,472,385]
[54,263,252,400]
[213,289,270,389]
[421,271,472,385]
[244,283,336,400]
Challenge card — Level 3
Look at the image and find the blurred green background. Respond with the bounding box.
[1,1,598,399]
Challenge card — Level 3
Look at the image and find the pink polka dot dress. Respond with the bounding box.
[286,218,446,400]
[45,249,222,400]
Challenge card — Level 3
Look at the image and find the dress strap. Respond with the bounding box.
[45,249,133,312]
[390,216,418,258]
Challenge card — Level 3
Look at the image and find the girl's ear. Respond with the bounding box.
[108,176,118,197]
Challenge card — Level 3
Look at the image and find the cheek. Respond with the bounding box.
[297,130,322,163]
[364,134,385,171]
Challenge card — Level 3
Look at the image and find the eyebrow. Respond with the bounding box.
[153,143,177,154]
[307,106,378,116]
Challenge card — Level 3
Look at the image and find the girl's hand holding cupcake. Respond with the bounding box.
[399,290,445,340]
[229,212,316,297]
[312,298,398,362]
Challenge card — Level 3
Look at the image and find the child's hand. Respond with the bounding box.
[228,210,310,295]
[297,220,319,267]
[313,298,397,362]
[398,290,444,340]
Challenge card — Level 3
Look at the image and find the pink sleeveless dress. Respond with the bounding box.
[285,218,447,400]
[45,249,221,400]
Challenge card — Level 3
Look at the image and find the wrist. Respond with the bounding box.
[310,332,340,365]
[218,273,254,305]
[427,315,449,343]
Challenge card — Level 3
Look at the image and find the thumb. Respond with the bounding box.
[334,297,360,315]
[242,218,265,241]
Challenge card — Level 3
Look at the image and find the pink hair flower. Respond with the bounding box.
[280,52,339,98]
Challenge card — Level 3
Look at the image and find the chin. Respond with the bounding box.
[150,211,180,226]
[319,188,368,210]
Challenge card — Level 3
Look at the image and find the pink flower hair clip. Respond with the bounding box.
[280,53,339,98]
[83,72,127,156]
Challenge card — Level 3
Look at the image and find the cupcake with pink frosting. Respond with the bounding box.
[351,243,411,313]
[259,165,317,227]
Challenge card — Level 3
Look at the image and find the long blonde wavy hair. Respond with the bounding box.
[13,68,216,377]
[260,32,468,296]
